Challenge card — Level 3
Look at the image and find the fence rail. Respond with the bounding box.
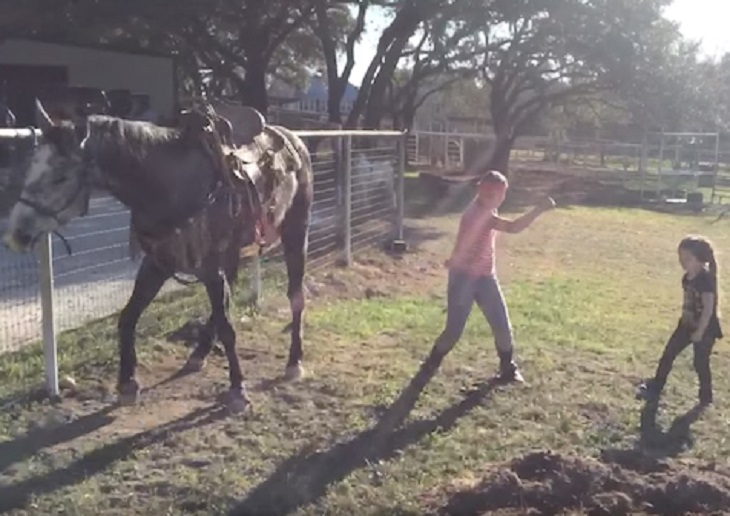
[0,127,406,398]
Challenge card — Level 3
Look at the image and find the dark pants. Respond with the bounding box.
[433,270,514,370]
[652,323,715,403]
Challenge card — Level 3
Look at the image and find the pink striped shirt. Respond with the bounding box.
[447,200,498,277]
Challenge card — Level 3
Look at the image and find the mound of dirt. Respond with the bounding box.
[433,450,730,515]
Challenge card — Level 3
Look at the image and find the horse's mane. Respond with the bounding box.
[82,115,184,171]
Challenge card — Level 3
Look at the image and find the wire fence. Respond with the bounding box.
[0,128,405,357]
[409,131,730,205]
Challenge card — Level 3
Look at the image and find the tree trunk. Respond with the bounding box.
[345,4,426,129]
[327,80,344,124]
[487,130,517,177]
[362,34,411,129]
[240,59,268,117]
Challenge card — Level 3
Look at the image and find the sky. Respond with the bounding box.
[347,0,730,86]
[665,0,730,58]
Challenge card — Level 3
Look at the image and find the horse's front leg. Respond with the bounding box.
[281,214,308,381]
[204,270,250,413]
[117,256,170,405]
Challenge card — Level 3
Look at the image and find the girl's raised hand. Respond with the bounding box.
[538,196,556,212]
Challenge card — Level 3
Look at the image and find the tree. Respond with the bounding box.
[169,0,318,114]
[710,54,730,131]
[311,0,366,124]
[383,1,485,130]
[612,16,703,132]
[312,0,450,128]
[471,0,673,173]
[0,0,323,114]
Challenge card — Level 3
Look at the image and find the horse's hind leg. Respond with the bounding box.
[204,270,250,413]
[117,256,170,405]
[183,315,216,372]
[281,214,308,381]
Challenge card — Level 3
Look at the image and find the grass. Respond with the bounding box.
[3,184,730,514]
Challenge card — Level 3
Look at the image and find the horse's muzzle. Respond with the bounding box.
[2,229,33,253]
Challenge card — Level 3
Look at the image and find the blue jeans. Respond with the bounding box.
[435,269,514,364]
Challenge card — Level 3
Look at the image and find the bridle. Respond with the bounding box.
[15,127,94,255]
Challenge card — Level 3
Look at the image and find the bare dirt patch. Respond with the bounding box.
[430,450,730,515]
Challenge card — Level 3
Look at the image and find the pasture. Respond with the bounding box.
[2,172,730,515]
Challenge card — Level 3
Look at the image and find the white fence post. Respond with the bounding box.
[38,233,59,397]
[343,134,353,266]
[4,125,61,396]
[639,127,648,200]
[396,132,406,241]
[443,134,449,169]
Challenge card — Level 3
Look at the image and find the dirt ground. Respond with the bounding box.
[427,449,730,515]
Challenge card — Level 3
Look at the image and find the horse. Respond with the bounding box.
[2,99,314,413]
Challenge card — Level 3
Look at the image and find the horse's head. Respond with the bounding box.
[3,99,92,253]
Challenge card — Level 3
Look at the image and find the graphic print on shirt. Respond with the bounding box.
[681,269,722,339]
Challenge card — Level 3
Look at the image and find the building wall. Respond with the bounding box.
[0,39,176,118]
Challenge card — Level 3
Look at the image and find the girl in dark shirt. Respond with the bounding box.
[637,235,722,406]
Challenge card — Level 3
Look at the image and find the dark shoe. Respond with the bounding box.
[636,379,661,402]
[494,362,524,383]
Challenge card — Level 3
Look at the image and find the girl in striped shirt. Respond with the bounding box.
[440,170,555,382]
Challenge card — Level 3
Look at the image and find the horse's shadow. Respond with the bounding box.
[0,405,116,475]
[230,380,498,516]
[0,404,226,513]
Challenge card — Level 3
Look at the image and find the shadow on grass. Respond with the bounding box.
[0,405,116,475]
[230,380,498,516]
[601,401,707,472]
[0,405,226,513]
[638,400,706,457]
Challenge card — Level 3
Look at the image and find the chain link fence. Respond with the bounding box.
[0,128,405,355]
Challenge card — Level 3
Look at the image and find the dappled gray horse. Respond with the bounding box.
[2,100,313,413]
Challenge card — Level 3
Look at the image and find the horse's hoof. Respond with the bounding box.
[183,355,206,373]
[221,389,251,414]
[284,363,305,381]
[117,379,141,406]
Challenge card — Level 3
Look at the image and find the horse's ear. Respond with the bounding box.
[34,98,54,132]
[239,106,265,143]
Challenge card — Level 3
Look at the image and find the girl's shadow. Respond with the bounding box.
[639,400,707,457]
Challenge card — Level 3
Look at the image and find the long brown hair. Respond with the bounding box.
[679,235,720,314]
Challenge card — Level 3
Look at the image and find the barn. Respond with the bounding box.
[0,37,177,125]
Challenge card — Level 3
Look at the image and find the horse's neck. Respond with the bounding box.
[93,145,215,231]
